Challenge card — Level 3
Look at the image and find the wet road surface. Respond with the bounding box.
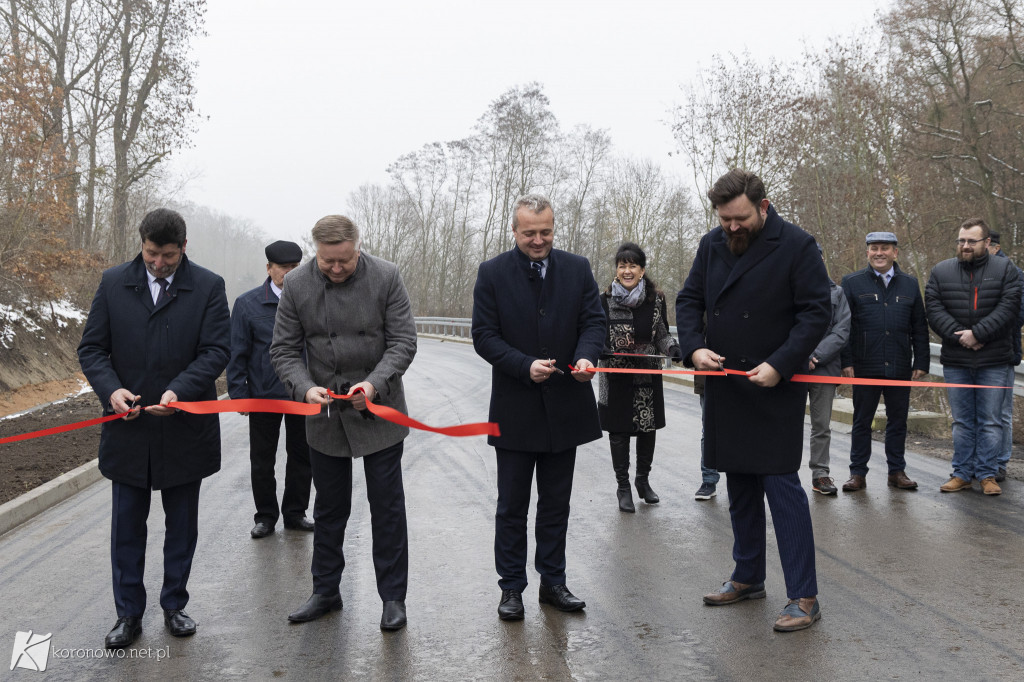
[1,338,1022,680]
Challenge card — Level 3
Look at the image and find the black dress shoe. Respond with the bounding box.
[538,584,586,612]
[288,592,343,623]
[283,517,314,532]
[250,521,274,539]
[104,616,142,649]
[498,589,524,621]
[164,609,197,637]
[380,600,407,631]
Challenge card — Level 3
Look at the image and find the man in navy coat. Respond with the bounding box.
[227,239,313,539]
[78,209,230,649]
[676,170,830,632]
[472,193,606,621]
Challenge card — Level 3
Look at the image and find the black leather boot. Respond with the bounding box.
[609,433,635,512]
[635,431,660,503]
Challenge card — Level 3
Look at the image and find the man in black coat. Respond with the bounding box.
[839,232,929,493]
[926,217,1022,496]
[472,193,606,621]
[676,170,830,632]
[227,240,313,539]
[78,208,230,649]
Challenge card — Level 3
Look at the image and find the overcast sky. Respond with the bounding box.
[168,0,893,245]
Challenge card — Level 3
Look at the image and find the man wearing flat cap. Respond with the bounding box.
[227,239,314,538]
[839,231,929,492]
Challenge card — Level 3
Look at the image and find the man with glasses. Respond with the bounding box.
[839,232,929,493]
[926,218,1022,495]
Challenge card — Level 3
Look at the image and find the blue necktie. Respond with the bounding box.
[531,262,543,279]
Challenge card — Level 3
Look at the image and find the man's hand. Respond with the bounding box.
[342,381,376,411]
[530,359,558,383]
[808,357,818,371]
[691,348,725,371]
[747,362,782,388]
[571,358,595,382]
[110,388,141,421]
[841,366,854,378]
[955,329,984,350]
[305,386,333,405]
[145,390,178,416]
[911,369,927,380]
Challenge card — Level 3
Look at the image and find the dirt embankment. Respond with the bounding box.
[0,312,86,396]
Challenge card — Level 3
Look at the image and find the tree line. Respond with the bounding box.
[0,0,204,306]
[348,0,1024,320]
[3,0,1024,324]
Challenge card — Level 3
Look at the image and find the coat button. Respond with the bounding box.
[325,283,332,290]
[539,308,546,316]
[541,348,548,355]
[743,311,749,318]
[358,331,366,336]
[330,332,337,338]
[714,309,720,316]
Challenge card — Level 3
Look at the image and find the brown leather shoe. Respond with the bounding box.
[841,475,866,492]
[940,476,972,492]
[980,477,1002,496]
[773,597,821,632]
[887,471,918,490]
[703,580,766,605]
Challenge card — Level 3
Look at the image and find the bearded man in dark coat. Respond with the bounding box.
[676,169,830,632]
[78,208,230,648]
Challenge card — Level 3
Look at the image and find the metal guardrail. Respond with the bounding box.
[414,318,1024,395]
[415,317,472,339]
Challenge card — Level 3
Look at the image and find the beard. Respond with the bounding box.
[957,248,979,263]
[725,220,764,256]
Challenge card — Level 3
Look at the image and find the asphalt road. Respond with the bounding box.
[1,338,1022,681]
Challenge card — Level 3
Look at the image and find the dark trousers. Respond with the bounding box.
[494,447,577,592]
[308,442,408,601]
[249,412,312,525]
[110,479,202,617]
[726,472,817,599]
[850,382,911,476]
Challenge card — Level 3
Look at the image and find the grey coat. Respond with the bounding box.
[270,253,417,457]
[807,281,851,377]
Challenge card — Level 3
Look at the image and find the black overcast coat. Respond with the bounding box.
[78,254,230,489]
[472,245,606,452]
[675,206,831,474]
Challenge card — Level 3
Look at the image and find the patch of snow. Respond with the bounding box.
[0,298,87,347]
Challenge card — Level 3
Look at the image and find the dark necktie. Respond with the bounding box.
[531,262,543,279]
[155,277,170,303]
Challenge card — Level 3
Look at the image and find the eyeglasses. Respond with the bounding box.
[956,238,987,246]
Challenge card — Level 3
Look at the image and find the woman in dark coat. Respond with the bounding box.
[597,243,681,512]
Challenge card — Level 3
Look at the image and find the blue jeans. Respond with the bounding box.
[997,365,1015,468]
[699,394,720,484]
[944,365,1009,481]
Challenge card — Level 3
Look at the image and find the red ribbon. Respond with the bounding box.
[167,398,319,415]
[0,411,131,445]
[327,388,500,437]
[1,393,498,446]
[573,365,1013,389]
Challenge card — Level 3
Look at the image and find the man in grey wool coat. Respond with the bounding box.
[270,214,417,632]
